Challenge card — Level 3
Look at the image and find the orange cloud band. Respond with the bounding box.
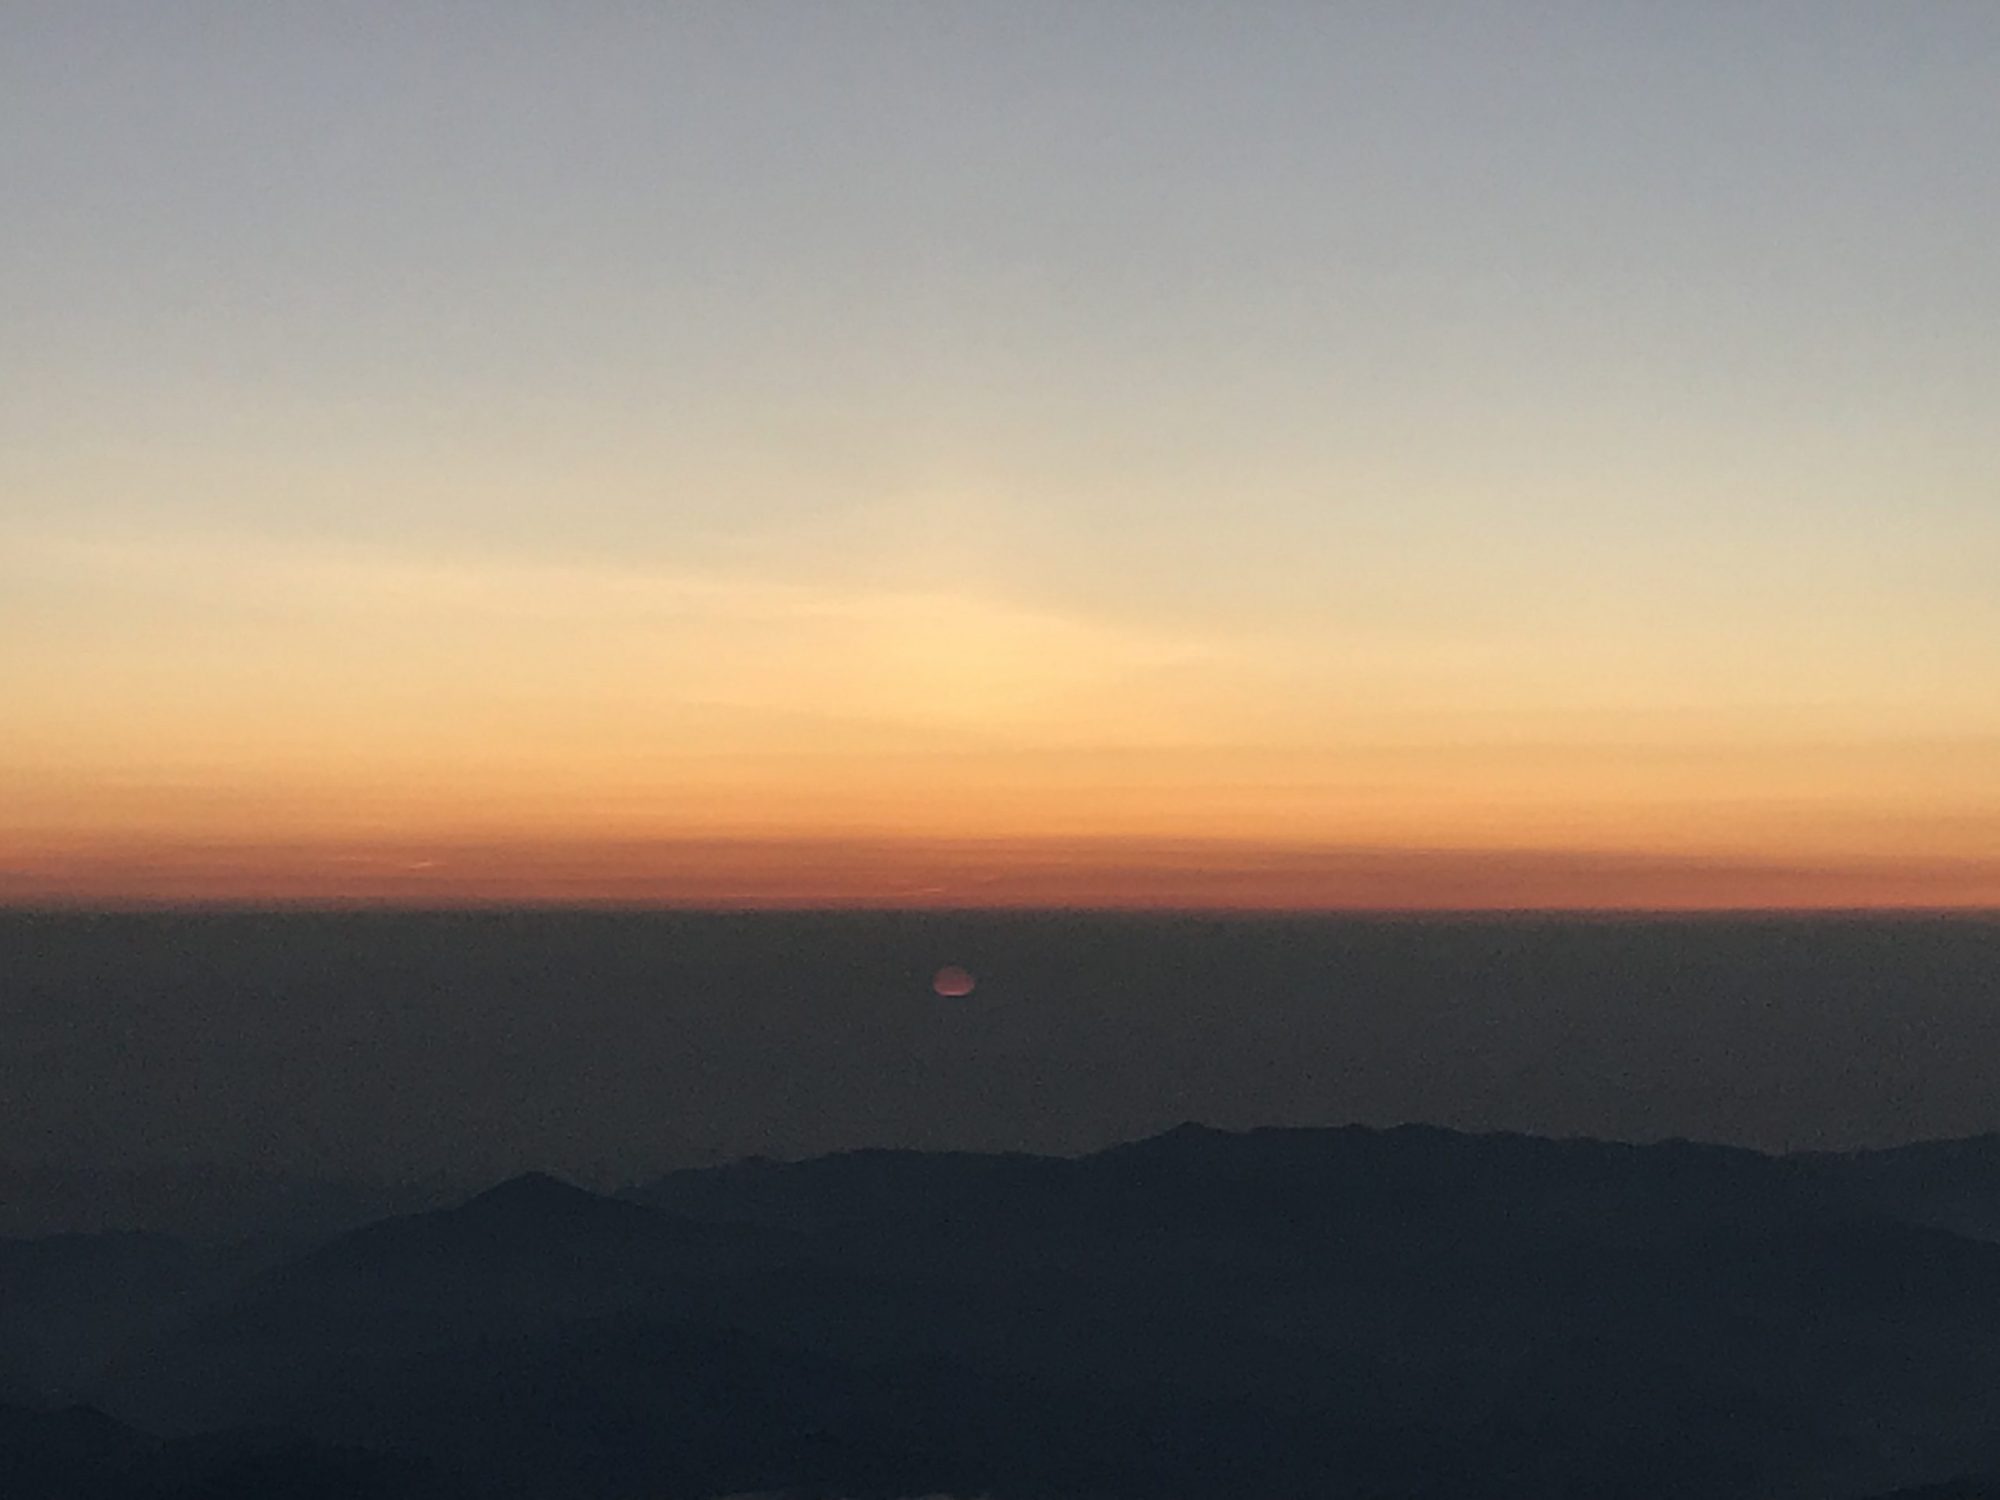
[4,835,1994,912]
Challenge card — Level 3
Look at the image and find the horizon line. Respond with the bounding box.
[5,899,1995,919]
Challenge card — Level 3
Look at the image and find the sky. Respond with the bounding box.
[3,2,1996,909]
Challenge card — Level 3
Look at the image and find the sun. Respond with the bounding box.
[932,965,976,998]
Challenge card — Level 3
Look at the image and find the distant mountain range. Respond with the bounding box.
[13,1125,2000,1497]
[0,1162,450,1243]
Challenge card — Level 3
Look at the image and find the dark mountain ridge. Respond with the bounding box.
[15,1123,2000,1497]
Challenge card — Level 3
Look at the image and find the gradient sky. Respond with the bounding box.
[4,3,1996,908]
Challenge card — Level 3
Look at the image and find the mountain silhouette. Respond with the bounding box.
[17,1125,2000,1497]
[1798,1135,2000,1243]
[0,1402,457,1499]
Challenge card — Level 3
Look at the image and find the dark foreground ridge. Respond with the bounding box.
[13,1125,2000,1498]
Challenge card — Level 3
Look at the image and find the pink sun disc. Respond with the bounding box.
[932,965,976,998]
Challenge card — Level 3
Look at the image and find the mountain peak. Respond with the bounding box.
[459,1171,612,1217]
[1089,1121,1234,1162]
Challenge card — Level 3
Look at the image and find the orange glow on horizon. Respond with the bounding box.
[8,532,1995,913]
[5,834,1994,912]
